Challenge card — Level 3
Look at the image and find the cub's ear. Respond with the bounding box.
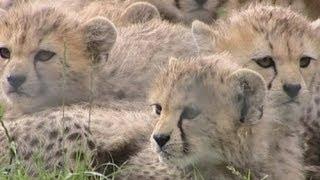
[192,20,216,56]
[227,69,267,125]
[120,2,160,24]
[82,17,117,64]
[311,18,320,37]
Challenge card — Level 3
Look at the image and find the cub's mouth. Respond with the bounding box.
[7,87,30,97]
[281,99,300,105]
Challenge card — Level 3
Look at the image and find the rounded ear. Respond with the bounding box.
[192,20,215,57]
[226,69,267,125]
[120,2,160,24]
[82,17,117,64]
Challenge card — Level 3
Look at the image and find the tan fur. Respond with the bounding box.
[225,0,306,16]
[302,17,320,179]
[116,54,268,179]
[0,106,96,175]
[142,54,305,179]
[225,0,320,20]
[0,101,155,175]
[0,3,196,117]
[192,5,320,179]
[79,1,161,26]
[0,4,118,116]
[1,0,160,26]
[0,0,90,11]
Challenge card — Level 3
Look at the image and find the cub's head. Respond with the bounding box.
[0,5,117,113]
[149,54,267,167]
[192,5,319,107]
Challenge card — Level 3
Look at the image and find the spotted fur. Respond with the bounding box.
[192,5,320,179]
[0,101,155,175]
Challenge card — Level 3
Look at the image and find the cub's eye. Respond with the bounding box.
[300,56,313,68]
[152,104,162,116]
[0,47,10,59]
[180,105,201,120]
[35,50,56,62]
[253,56,275,68]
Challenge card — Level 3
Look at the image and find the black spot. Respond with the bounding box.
[74,123,81,129]
[71,151,85,161]
[55,148,66,157]
[64,126,70,134]
[67,132,82,141]
[30,138,39,147]
[11,135,16,141]
[24,134,30,141]
[46,143,55,151]
[24,152,32,160]
[49,130,59,140]
[84,126,91,134]
[87,139,95,150]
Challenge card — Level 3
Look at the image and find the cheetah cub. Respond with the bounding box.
[145,55,303,179]
[0,4,117,115]
[192,5,320,177]
[117,54,282,179]
[0,2,199,117]
[0,101,155,175]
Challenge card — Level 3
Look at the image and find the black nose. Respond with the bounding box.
[195,0,207,6]
[283,84,301,98]
[7,75,26,89]
[153,134,170,148]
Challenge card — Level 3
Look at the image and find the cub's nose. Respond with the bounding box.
[7,75,26,89]
[195,0,207,6]
[283,84,301,98]
[153,134,170,148]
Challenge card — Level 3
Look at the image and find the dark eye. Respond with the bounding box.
[0,47,10,59]
[152,104,162,116]
[253,56,275,68]
[35,50,56,62]
[300,56,313,68]
[180,105,201,120]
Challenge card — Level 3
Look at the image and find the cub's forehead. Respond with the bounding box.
[0,5,79,50]
[226,5,313,38]
[150,56,237,102]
